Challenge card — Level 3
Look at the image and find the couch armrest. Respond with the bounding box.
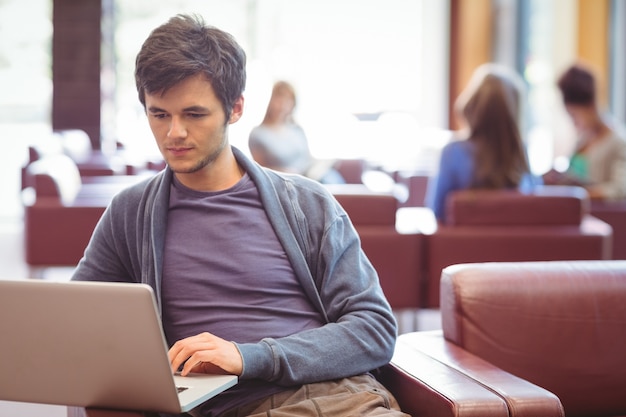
[394,331,564,417]
[380,335,510,417]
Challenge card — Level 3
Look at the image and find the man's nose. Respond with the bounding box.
[168,116,187,138]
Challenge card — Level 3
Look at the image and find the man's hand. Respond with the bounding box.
[168,332,243,376]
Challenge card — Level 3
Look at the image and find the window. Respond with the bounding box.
[106,0,450,171]
[521,0,579,174]
[0,0,52,219]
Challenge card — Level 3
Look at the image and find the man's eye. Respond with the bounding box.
[188,113,206,118]
[151,113,167,119]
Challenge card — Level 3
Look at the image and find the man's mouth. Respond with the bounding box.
[166,146,193,156]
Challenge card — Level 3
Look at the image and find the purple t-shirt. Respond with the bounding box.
[161,173,324,415]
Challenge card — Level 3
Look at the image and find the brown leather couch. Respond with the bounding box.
[382,260,626,417]
[393,171,429,207]
[333,158,367,184]
[410,186,613,307]
[328,184,424,310]
[22,154,147,268]
[590,199,626,259]
[21,130,128,189]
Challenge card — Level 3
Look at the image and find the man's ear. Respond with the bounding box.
[228,95,244,124]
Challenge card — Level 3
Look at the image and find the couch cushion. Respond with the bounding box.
[327,184,399,226]
[445,186,589,226]
[440,260,626,417]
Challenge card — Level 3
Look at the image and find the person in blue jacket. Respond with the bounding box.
[426,63,539,222]
[71,13,407,417]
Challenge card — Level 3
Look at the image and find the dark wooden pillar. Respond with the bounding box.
[52,0,102,149]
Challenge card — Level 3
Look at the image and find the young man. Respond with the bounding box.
[72,14,407,417]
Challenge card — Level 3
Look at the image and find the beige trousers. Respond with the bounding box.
[219,374,409,417]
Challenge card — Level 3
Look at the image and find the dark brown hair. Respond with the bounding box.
[557,64,596,106]
[135,14,246,118]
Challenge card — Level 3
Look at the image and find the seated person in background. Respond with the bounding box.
[71,14,406,417]
[248,80,344,184]
[543,63,626,200]
[426,63,540,222]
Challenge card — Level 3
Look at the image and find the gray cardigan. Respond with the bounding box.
[72,146,397,386]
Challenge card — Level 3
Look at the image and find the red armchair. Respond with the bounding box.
[412,186,613,307]
[328,184,424,310]
[22,154,147,267]
[590,198,626,259]
[383,260,626,417]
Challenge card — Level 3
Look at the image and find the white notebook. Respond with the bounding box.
[0,279,237,414]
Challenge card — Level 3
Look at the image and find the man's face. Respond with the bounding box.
[144,73,243,178]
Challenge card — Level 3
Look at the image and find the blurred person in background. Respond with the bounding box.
[248,81,344,184]
[543,63,626,200]
[426,63,539,222]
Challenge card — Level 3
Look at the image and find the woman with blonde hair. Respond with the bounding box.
[426,63,539,222]
[248,80,344,183]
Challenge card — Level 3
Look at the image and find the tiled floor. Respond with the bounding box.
[0,216,440,416]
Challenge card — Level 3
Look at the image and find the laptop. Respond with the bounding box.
[0,279,237,414]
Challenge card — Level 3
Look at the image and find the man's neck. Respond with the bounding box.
[174,148,244,192]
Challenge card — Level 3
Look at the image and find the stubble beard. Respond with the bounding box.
[170,134,229,175]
